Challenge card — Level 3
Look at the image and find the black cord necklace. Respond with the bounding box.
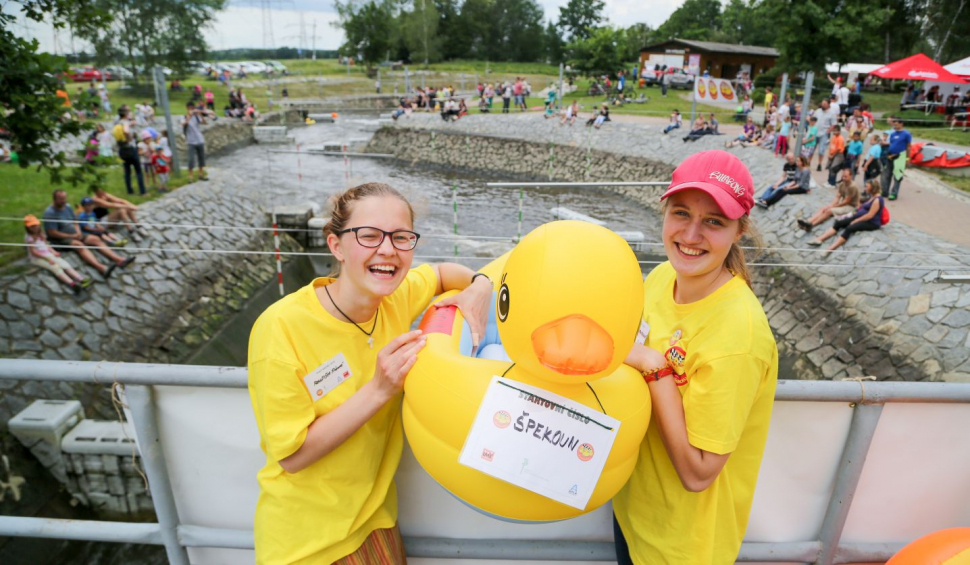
[324,285,379,348]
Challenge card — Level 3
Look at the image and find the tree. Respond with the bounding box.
[401,0,441,65]
[545,21,566,64]
[620,23,654,62]
[654,0,722,41]
[764,0,884,72]
[925,0,970,62]
[335,0,395,70]
[717,0,776,46]
[567,26,624,77]
[75,0,226,82]
[1,0,112,186]
[490,0,546,62]
[557,0,604,42]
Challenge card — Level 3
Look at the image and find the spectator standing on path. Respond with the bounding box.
[659,67,668,98]
[826,126,846,187]
[24,215,91,295]
[884,120,912,201]
[861,133,883,182]
[763,87,774,125]
[182,102,208,182]
[98,84,111,114]
[114,107,146,195]
[42,190,134,279]
[813,99,839,172]
[501,82,512,114]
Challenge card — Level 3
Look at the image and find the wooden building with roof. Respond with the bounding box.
[639,39,780,80]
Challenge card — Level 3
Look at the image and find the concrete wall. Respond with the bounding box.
[366,118,970,383]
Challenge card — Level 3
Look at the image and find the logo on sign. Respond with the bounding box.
[720,81,734,100]
[708,79,718,100]
[481,448,495,461]
[493,410,511,428]
[577,443,595,461]
[697,80,707,98]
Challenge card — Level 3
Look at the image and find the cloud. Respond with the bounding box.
[205,6,344,51]
[537,0,683,28]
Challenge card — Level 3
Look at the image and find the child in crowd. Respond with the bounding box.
[205,89,215,111]
[78,197,126,247]
[846,131,864,178]
[138,130,156,188]
[775,114,791,156]
[663,110,682,134]
[24,215,91,295]
[151,146,170,192]
[158,129,172,158]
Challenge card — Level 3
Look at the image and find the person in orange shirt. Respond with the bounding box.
[827,125,846,186]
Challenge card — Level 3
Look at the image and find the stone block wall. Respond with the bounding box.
[0,172,301,430]
[366,118,970,383]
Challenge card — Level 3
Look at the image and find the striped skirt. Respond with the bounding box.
[333,524,407,565]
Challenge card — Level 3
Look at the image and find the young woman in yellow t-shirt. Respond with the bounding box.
[614,151,779,564]
[248,182,493,564]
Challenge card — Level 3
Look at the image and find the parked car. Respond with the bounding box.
[103,65,133,80]
[69,66,103,82]
[241,61,267,74]
[265,60,288,74]
[667,68,695,90]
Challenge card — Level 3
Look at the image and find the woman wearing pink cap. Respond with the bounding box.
[614,150,778,564]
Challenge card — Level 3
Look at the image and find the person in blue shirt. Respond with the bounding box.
[885,119,912,200]
[846,131,864,179]
[861,133,883,182]
[78,197,126,247]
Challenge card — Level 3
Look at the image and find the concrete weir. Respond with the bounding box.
[366,114,970,383]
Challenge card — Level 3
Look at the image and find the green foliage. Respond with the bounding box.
[766,0,884,72]
[402,0,442,64]
[717,0,776,46]
[556,0,605,41]
[74,0,226,81]
[0,1,106,190]
[620,23,655,62]
[335,0,396,69]
[567,26,624,77]
[654,0,723,41]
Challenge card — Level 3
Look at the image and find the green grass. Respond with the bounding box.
[0,164,192,268]
[922,168,970,193]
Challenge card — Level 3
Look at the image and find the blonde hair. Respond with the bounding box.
[323,182,414,275]
[661,201,763,289]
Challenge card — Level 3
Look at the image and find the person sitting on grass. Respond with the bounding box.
[89,187,146,243]
[24,215,91,295]
[797,168,860,231]
[808,179,885,254]
[42,189,135,279]
[755,155,811,208]
[78,197,126,247]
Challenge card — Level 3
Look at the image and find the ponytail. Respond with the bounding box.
[725,214,763,289]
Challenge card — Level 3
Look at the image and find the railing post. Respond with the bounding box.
[815,403,883,565]
[125,385,190,565]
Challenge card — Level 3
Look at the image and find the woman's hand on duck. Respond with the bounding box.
[625,344,668,374]
[372,330,426,401]
[434,276,492,351]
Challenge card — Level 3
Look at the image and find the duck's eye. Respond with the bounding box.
[498,283,510,322]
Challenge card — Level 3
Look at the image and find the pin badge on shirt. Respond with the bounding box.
[635,319,650,346]
[303,352,353,400]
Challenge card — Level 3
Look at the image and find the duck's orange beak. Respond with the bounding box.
[531,314,614,376]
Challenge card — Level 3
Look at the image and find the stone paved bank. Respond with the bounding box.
[0,172,300,428]
[368,114,970,383]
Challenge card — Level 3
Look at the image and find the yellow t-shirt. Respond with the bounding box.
[248,265,437,565]
[613,262,778,565]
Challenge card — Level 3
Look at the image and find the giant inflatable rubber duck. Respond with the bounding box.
[403,220,651,522]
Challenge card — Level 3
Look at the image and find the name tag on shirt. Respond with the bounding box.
[303,353,352,400]
[635,320,650,346]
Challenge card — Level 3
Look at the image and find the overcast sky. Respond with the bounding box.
[10,0,683,54]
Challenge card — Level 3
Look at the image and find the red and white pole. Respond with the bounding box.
[272,212,284,297]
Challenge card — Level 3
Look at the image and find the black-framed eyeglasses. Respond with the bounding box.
[337,226,421,251]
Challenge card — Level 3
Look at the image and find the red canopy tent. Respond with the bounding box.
[871,53,968,83]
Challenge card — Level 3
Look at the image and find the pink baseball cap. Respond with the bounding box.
[660,150,754,220]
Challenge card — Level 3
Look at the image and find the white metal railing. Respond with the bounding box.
[2,359,970,564]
